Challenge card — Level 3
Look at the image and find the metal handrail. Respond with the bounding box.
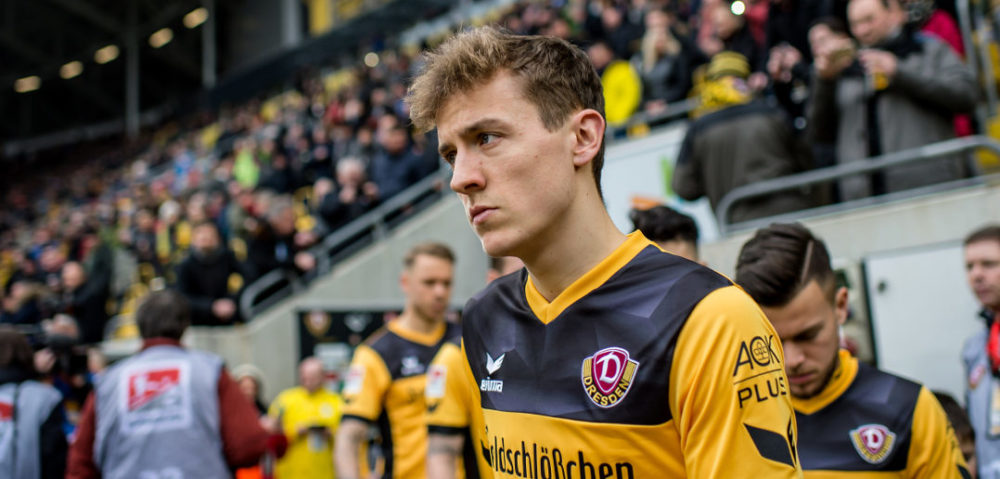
[715,135,1000,234]
[238,167,449,320]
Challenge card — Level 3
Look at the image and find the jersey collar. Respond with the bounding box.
[792,349,858,415]
[387,319,446,346]
[524,231,653,324]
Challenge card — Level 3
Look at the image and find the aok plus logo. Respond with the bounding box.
[581,347,639,408]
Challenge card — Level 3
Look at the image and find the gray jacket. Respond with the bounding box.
[808,32,976,201]
[93,345,230,479]
[0,378,64,479]
[963,314,1000,479]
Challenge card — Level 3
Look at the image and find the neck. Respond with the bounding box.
[396,308,441,335]
[521,192,626,301]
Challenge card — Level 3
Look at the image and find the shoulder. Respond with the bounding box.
[849,363,923,412]
[463,270,526,321]
[272,387,304,404]
[20,380,63,404]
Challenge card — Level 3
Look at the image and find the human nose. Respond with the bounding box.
[782,341,804,370]
[449,151,485,194]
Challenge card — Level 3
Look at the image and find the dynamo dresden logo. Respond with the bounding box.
[581,347,639,408]
[850,424,896,464]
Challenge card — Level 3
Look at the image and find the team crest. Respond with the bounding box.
[304,310,332,337]
[581,347,639,408]
[850,424,896,464]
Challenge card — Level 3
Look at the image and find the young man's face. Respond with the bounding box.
[760,281,848,399]
[438,71,581,259]
[401,254,454,322]
[966,239,1000,312]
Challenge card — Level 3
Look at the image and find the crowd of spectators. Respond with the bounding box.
[0,0,988,345]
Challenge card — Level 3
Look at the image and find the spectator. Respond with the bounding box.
[318,157,378,231]
[934,391,978,478]
[175,221,247,326]
[735,223,970,476]
[246,196,318,281]
[369,124,431,201]
[0,326,66,479]
[268,357,343,479]
[961,225,1000,478]
[702,1,766,74]
[807,0,976,201]
[66,290,275,478]
[588,39,642,126]
[629,205,701,262]
[34,315,92,437]
[58,262,109,344]
[1,280,43,326]
[636,7,693,112]
[673,52,817,223]
[233,363,268,416]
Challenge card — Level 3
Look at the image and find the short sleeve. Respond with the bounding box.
[426,341,473,432]
[906,387,971,478]
[669,285,803,477]
[341,345,392,422]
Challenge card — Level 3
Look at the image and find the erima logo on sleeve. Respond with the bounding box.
[581,347,639,408]
[481,352,505,392]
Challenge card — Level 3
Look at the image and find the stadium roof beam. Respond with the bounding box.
[40,0,121,35]
[0,32,120,114]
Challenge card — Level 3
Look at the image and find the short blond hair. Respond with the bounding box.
[406,27,607,196]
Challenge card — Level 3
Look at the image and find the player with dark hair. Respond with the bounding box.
[629,205,700,262]
[407,26,801,478]
[736,223,969,477]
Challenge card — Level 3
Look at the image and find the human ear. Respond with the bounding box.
[570,109,606,168]
[834,286,849,326]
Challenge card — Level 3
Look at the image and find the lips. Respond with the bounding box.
[787,372,814,385]
[468,205,496,226]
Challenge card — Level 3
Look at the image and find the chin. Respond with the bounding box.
[479,232,519,259]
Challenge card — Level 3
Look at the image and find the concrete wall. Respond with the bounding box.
[701,182,1000,276]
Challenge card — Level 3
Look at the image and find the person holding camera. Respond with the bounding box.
[806,0,975,202]
[0,326,66,479]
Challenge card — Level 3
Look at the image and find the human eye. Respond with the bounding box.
[441,150,456,167]
[478,133,498,146]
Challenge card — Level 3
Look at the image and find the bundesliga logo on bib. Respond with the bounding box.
[849,424,896,464]
[581,347,639,408]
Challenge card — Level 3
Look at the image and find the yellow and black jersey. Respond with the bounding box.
[426,336,486,479]
[342,319,461,479]
[460,232,803,478]
[794,350,970,478]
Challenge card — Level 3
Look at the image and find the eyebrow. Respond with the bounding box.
[438,118,510,156]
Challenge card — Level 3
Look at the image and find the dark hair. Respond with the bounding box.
[965,224,1000,247]
[809,16,849,36]
[0,326,37,375]
[933,391,975,442]
[735,223,836,307]
[136,290,191,340]
[629,206,699,245]
[404,242,455,268]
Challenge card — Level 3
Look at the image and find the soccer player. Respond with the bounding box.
[735,223,970,477]
[407,26,802,478]
[335,242,460,479]
[426,256,522,479]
